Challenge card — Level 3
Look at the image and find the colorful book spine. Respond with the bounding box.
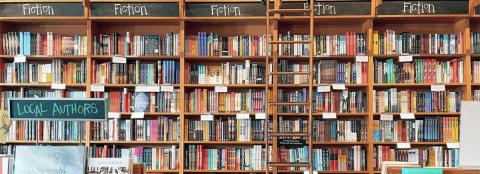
[278,146,309,170]
[374,59,463,84]
[93,32,179,56]
[184,145,266,170]
[373,88,462,113]
[373,30,464,55]
[0,60,86,84]
[277,60,309,84]
[186,117,268,141]
[313,90,367,113]
[1,32,87,56]
[8,120,85,141]
[185,89,265,113]
[93,89,180,113]
[184,33,270,56]
[373,117,459,142]
[185,60,265,85]
[312,146,367,171]
[374,145,459,170]
[313,119,367,142]
[471,32,480,54]
[315,60,368,84]
[277,88,308,113]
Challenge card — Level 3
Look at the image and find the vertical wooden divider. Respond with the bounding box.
[179,0,185,172]
[85,3,92,149]
[465,19,473,101]
[366,18,374,174]
[272,0,280,173]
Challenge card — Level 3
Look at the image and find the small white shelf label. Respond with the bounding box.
[431,84,446,92]
[332,84,346,90]
[255,113,266,120]
[317,85,331,92]
[323,112,337,119]
[397,142,411,149]
[131,112,145,119]
[400,113,415,120]
[108,112,120,119]
[161,85,174,92]
[304,171,318,174]
[51,83,66,90]
[14,55,26,63]
[355,55,368,62]
[135,85,160,92]
[90,84,105,92]
[215,85,228,93]
[201,114,214,121]
[446,142,460,149]
[112,56,127,64]
[236,113,250,120]
[399,55,413,62]
[380,113,394,121]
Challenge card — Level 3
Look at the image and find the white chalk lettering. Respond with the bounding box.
[210,4,241,16]
[403,1,435,14]
[22,4,54,16]
[114,4,148,16]
[304,2,336,15]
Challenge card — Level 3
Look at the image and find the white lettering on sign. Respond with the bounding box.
[403,2,435,14]
[210,5,241,16]
[304,2,336,15]
[114,4,148,16]
[23,4,54,16]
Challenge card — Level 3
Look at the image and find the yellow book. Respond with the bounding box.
[373,31,379,55]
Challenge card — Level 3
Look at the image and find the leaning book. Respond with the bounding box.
[87,158,132,174]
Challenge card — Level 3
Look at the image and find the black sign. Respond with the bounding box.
[0,3,83,17]
[377,0,468,15]
[282,1,371,16]
[91,2,179,17]
[9,98,107,120]
[475,6,480,15]
[186,2,265,17]
[279,138,307,146]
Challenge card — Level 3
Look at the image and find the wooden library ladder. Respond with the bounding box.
[264,0,315,173]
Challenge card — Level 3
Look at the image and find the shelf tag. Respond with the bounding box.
[397,142,411,149]
[161,85,174,92]
[322,112,337,119]
[431,84,446,92]
[112,56,127,64]
[317,85,331,92]
[135,85,160,92]
[446,142,460,149]
[108,112,120,119]
[355,55,368,62]
[201,114,214,121]
[236,113,250,120]
[400,113,415,120]
[304,171,318,174]
[214,85,228,93]
[332,83,346,90]
[255,113,266,120]
[51,83,66,90]
[14,55,26,63]
[131,112,144,119]
[90,84,105,92]
[380,113,394,121]
[399,55,413,62]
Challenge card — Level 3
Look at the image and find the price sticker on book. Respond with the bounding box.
[322,112,337,119]
[332,83,346,90]
[214,85,228,93]
[431,84,446,92]
[446,142,460,149]
[317,85,331,92]
[255,113,266,119]
[380,113,394,121]
[400,113,415,119]
[201,114,214,121]
[161,85,174,92]
[135,85,160,92]
[399,55,413,62]
[51,83,66,90]
[90,84,105,92]
[131,112,144,119]
[355,55,368,62]
[304,171,318,174]
[14,55,26,63]
[108,112,121,119]
[112,56,126,64]
[397,142,411,149]
[236,113,250,120]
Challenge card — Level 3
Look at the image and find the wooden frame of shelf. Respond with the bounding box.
[0,0,478,174]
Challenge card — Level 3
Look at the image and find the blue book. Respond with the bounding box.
[402,168,443,174]
[26,32,31,55]
[19,32,23,55]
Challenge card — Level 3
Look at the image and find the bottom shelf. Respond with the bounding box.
[181,170,370,173]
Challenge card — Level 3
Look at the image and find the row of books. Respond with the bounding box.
[313,90,367,113]
[315,60,368,84]
[278,146,309,171]
[186,118,267,141]
[1,89,85,110]
[93,32,179,56]
[91,116,180,142]
[374,59,464,84]
[185,61,266,84]
[312,120,367,142]
[312,146,367,171]
[374,145,459,170]
[2,32,87,55]
[473,89,480,101]
[8,120,85,141]
[373,89,462,113]
[0,60,86,84]
[185,33,270,56]
[92,60,180,85]
[471,60,480,83]
[373,30,464,55]
[278,32,367,56]
[184,145,265,170]
[471,32,480,54]
[89,145,178,170]
[185,89,266,113]
[373,117,459,142]
[93,90,180,113]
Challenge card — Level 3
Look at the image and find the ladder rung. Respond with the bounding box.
[269,71,309,75]
[269,9,311,14]
[269,40,311,44]
[268,102,309,106]
[269,132,309,136]
[268,162,310,167]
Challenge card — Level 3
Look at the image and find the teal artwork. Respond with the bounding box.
[402,168,443,174]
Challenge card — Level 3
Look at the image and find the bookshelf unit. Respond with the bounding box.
[0,0,477,173]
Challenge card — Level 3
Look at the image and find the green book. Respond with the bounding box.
[402,168,443,174]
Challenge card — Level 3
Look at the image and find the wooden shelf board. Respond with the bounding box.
[185,56,266,62]
[0,17,86,25]
[374,15,468,23]
[276,170,370,173]
[281,113,368,117]
[0,55,86,60]
[7,141,84,144]
[0,83,85,88]
[113,112,180,116]
[146,169,179,173]
[373,112,461,116]
[97,84,180,88]
[184,84,265,88]
[184,112,257,116]
[472,83,480,87]
[92,55,180,60]
[279,55,359,60]
[373,142,455,145]
[277,84,368,88]
[184,170,266,173]
[90,141,179,144]
[313,141,369,145]
[184,141,268,145]
[91,0,178,2]
[90,17,181,24]
[373,54,466,59]
[373,83,466,88]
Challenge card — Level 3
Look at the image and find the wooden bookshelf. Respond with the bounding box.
[0,0,476,173]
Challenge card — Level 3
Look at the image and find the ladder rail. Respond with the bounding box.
[264,0,270,173]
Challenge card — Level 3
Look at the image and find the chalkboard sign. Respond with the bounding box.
[91,2,179,17]
[186,2,265,17]
[377,0,468,15]
[9,98,107,121]
[279,138,306,146]
[281,1,370,16]
[0,3,83,17]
